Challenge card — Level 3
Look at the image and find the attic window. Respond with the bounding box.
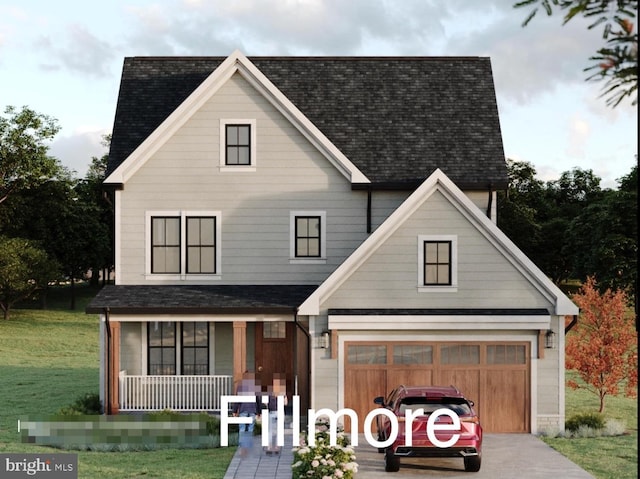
[220,119,256,171]
[417,235,458,292]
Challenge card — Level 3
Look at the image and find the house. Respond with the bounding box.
[86,50,578,434]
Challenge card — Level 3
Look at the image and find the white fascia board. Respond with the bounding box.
[328,314,551,331]
[105,50,369,186]
[234,58,369,184]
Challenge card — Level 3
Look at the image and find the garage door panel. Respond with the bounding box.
[344,368,386,432]
[437,369,481,414]
[483,369,529,432]
[387,369,432,391]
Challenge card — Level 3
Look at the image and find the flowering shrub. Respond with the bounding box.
[292,419,358,479]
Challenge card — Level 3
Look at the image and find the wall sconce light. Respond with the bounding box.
[545,329,556,349]
[320,330,330,349]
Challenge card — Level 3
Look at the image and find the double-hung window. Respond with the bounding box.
[148,211,221,278]
[152,217,181,274]
[290,211,326,262]
[182,322,209,375]
[148,321,176,375]
[147,322,210,375]
[220,119,256,170]
[418,235,457,291]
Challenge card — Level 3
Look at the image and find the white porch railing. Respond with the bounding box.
[119,372,234,411]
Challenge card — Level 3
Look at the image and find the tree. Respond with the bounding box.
[0,105,62,206]
[0,236,58,320]
[567,165,637,300]
[566,276,637,412]
[515,0,638,107]
[497,159,546,260]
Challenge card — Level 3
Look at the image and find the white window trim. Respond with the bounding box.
[145,210,222,280]
[290,210,327,264]
[219,119,257,172]
[417,234,458,292]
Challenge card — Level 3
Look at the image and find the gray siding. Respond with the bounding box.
[118,72,368,285]
[324,190,553,311]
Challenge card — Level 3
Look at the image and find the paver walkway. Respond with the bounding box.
[223,430,294,479]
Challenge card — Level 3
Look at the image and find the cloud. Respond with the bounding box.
[565,114,590,159]
[35,24,116,77]
[49,128,109,178]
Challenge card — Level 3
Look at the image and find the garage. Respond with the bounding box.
[344,341,530,433]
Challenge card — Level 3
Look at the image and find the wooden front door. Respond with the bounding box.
[255,322,295,397]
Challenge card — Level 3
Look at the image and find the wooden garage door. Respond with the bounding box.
[344,342,530,433]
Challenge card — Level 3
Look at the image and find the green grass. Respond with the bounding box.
[1,287,637,478]
[540,372,638,479]
[0,302,236,479]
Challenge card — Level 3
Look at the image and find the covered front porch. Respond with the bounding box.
[87,284,316,415]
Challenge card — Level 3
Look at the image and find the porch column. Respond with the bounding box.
[233,321,247,387]
[109,321,121,414]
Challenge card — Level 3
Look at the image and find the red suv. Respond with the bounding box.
[373,385,482,472]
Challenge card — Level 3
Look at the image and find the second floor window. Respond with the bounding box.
[152,217,181,274]
[295,215,321,258]
[149,211,220,276]
[186,217,216,274]
[225,124,251,165]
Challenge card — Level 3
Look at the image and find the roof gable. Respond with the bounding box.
[106,50,368,185]
[298,169,578,316]
[106,52,508,188]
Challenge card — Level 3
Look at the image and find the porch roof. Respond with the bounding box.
[86,284,318,315]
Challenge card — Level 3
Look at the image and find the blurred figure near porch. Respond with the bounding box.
[233,371,261,458]
[264,373,288,455]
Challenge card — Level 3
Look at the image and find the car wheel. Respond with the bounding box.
[464,454,481,472]
[384,449,400,472]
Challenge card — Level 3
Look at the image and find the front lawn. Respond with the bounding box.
[540,372,637,479]
[0,308,235,479]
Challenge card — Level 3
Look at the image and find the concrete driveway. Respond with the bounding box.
[353,434,596,478]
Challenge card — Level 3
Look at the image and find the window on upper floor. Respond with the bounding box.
[152,217,181,274]
[148,211,221,278]
[220,119,256,170]
[417,235,457,291]
[290,211,326,262]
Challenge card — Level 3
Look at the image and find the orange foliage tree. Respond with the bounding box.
[566,276,638,413]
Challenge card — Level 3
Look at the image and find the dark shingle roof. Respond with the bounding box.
[86,284,318,314]
[107,56,508,189]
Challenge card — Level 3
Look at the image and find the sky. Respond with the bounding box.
[1,0,637,189]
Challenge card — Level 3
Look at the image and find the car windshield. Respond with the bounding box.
[398,398,471,416]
